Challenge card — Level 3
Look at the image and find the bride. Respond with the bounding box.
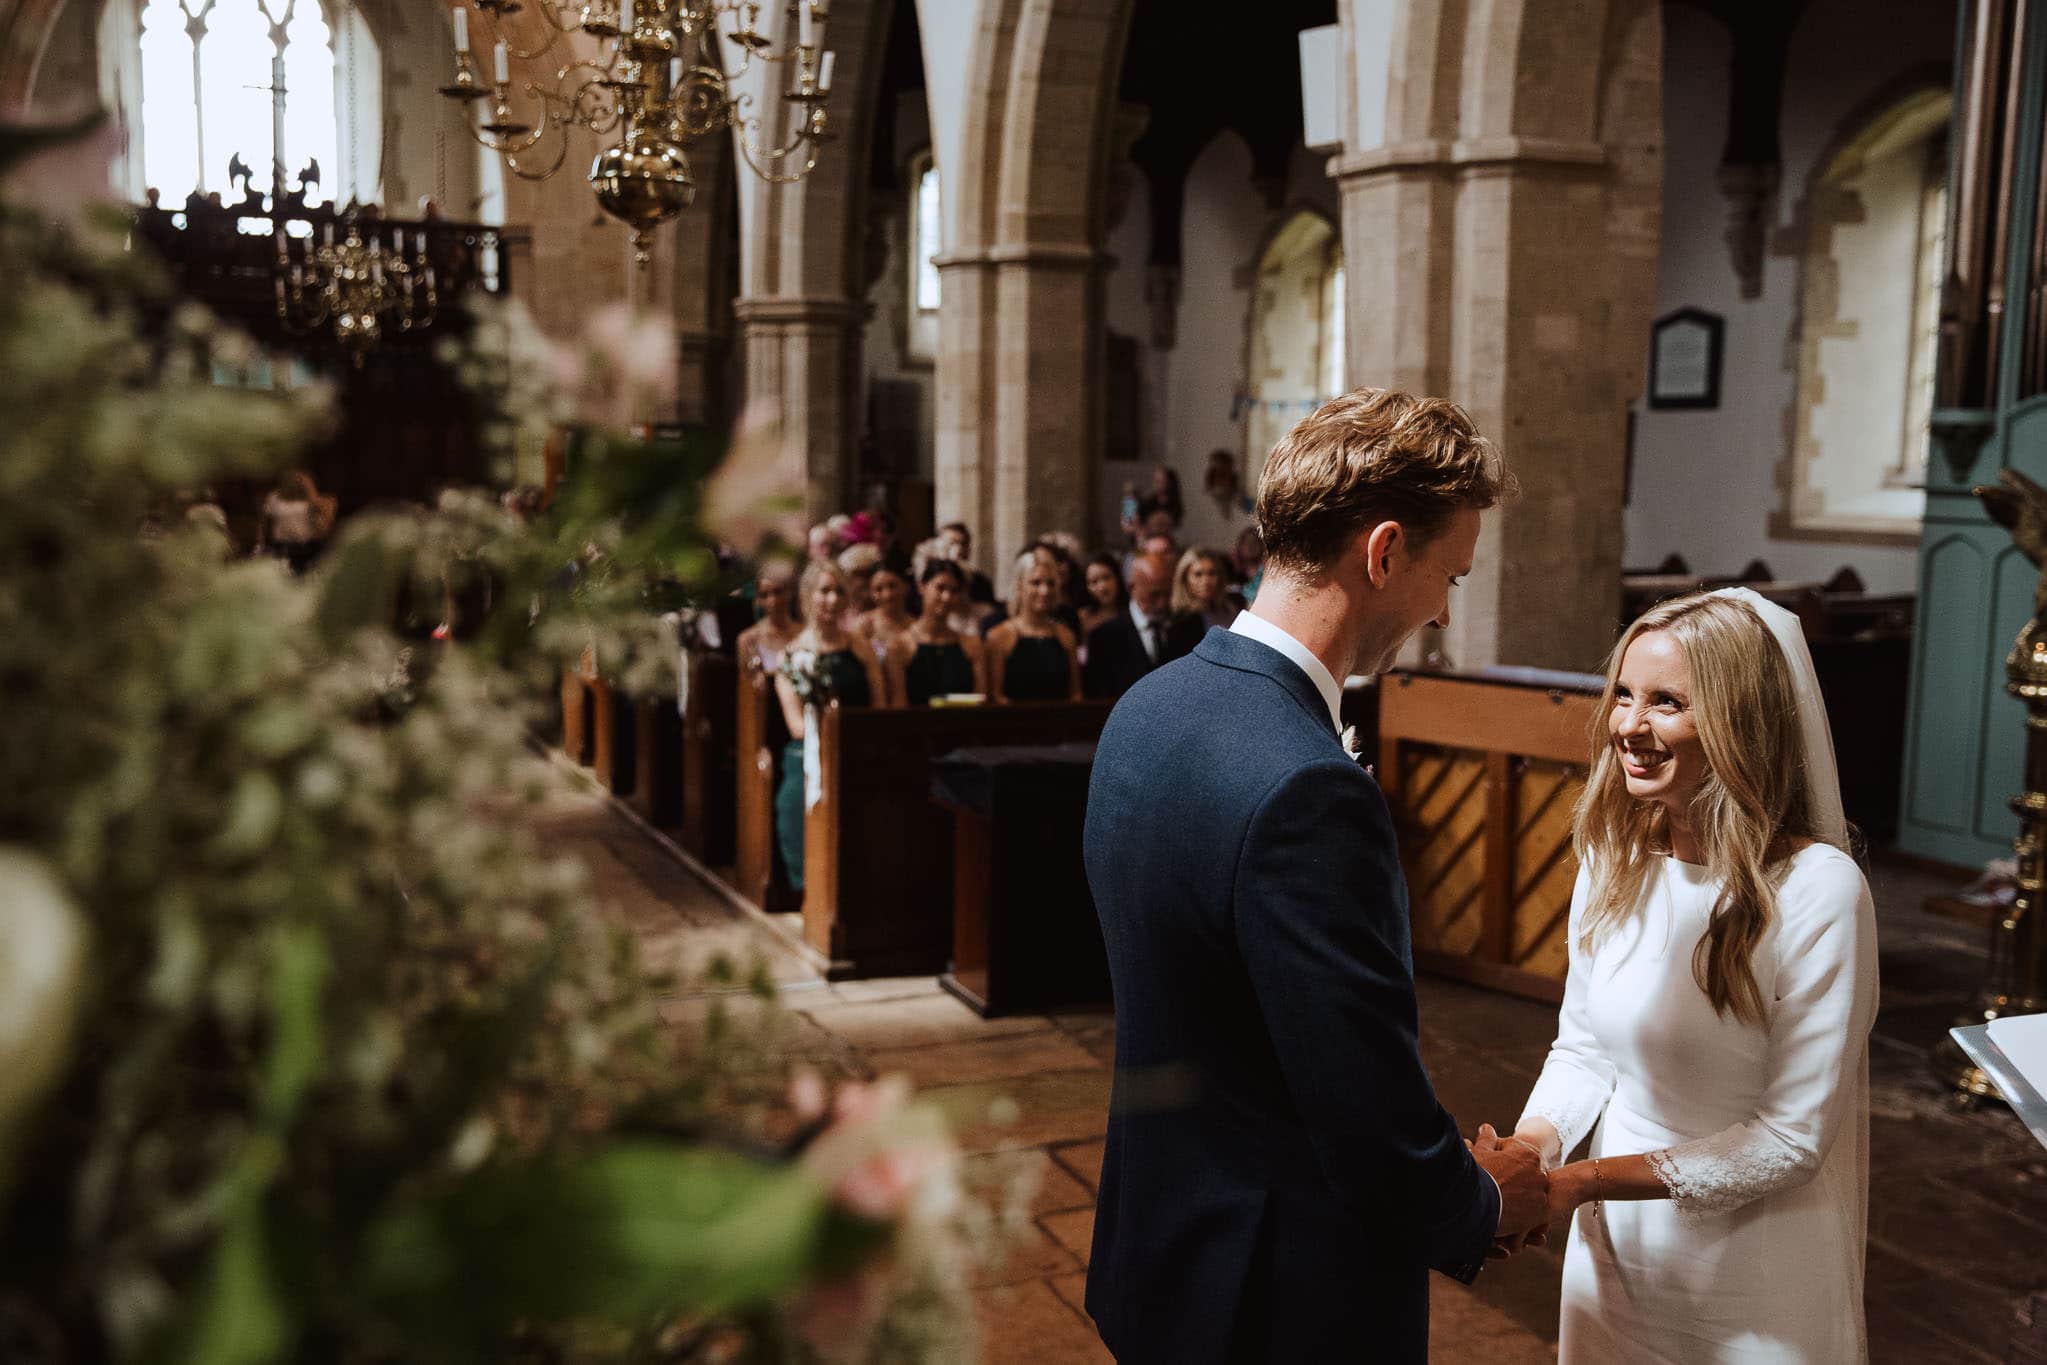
[1507,588,1878,1362]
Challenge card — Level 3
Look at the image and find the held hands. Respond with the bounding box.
[1469,1124,1548,1259]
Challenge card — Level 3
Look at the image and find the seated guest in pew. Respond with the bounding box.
[836,542,882,622]
[986,550,1083,703]
[1079,553,1126,645]
[1084,552,1174,700]
[736,559,800,675]
[1165,547,1243,656]
[888,560,987,706]
[856,563,916,698]
[771,561,890,893]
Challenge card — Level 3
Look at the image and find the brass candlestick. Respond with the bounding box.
[1946,469,2047,1099]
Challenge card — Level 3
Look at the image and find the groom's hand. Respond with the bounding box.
[1471,1123,1548,1246]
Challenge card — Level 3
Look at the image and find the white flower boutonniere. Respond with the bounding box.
[1341,725,1362,761]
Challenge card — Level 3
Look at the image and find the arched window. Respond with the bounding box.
[912,153,942,313]
[1245,211,1345,487]
[1780,89,1950,541]
[902,149,941,360]
[122,0,378,208]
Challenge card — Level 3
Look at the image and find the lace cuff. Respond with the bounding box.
[1517,1063,1610,1161]
[1646,1124,1818,1225]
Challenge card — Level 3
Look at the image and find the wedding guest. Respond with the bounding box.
[1137,463,1184,530]
[872,510,912,576]
[857,563,916,700]
[736,559,800,675]
[771,561,889,893]
[1124,515,1180,582]
[1084,552,1172,700]
[1032,536,1087,633]
[1232,526,1266,604]
[1166,548,1243,656]
[888,560,986,706]
[806,522,836,562]
[256,469,336,573]
[986,550,1081,702]
[938,520,997,606]
[837,542,882,619]
[1079,553,1126,640]
[1509,588,1876,1362]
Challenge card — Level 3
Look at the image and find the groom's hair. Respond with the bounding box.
[1255,388,1511,576]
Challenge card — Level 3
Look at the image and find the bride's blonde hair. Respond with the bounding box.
[1575,593,1835,1025]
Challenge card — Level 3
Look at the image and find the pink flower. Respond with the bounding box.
[704,400,807,551]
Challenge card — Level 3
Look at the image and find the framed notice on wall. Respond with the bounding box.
[1648,308,1724,410]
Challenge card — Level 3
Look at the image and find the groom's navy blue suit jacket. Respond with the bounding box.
[1082,627,1498,1364]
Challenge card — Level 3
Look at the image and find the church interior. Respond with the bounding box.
[5,0,2047,1359]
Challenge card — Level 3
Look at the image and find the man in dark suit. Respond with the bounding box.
[1082,552,1176,699]
[1083,389,1547,1364]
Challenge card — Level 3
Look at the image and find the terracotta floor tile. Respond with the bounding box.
[927,1068,1114,1154]
[796,992,1050,1050]
[972,1221,1082,1289]
[963,1148,1094,1217]
[972,1279,1113,1365]
[1040,1207,1095,1263]
[1050,1138,1106,1194]
[1047,1269,1092,1321]
[865,1030,1102,1090]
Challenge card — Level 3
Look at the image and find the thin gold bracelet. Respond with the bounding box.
[1592,1157,1606,1205]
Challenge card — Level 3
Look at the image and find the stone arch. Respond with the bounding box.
[1243,206,1344,485]
[1773,82,1950,545]
[733,0,902,517]
[932,0,1137,556]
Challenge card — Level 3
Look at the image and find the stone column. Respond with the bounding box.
[735,296,865,520]
[1336,134,1651,674]
[990,242,1101,558]
[932,250,998,546]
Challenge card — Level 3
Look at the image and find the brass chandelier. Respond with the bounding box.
[440,0,835,265]
[275,218,439,363]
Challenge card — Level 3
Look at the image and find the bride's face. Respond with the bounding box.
[1611,630,1709,817]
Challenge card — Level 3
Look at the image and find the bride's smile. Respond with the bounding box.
[1608,629,1707,815]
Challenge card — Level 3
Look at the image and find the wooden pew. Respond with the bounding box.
[806,701,1112,978]
[678,652,738,865]
[1377,668,1603,1004]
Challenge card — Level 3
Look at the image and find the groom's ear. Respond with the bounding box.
[1362,521,1402,588]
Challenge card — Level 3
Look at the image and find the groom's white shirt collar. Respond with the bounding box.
[1230,610,1343,734]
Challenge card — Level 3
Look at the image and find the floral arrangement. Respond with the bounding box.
[779,644,840,709]
[0,122,996,1363]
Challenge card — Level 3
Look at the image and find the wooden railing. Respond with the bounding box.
[1376,669,1603,1004]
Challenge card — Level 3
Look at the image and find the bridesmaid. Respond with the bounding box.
[735,559,800,676]
[888,560,986,706]
[985,549,1081,703]
[771,561,888,894]
[856,563,917,702]
[1079,552,1126,641]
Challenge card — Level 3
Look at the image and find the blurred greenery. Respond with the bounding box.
[0,141,946,1364]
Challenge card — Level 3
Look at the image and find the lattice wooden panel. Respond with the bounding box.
[1396,744,1489,957]
[1507,758,1586,983]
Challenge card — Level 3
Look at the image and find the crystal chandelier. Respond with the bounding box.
[275,217,439,363]
[440,0,835,266]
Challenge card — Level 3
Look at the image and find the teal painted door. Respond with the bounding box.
[1898,2,2045,868]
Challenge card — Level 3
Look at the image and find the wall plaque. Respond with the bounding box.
[1648,307,1724,410]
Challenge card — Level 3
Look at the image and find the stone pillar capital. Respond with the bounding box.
[1329,136,1607,185]
[731,295,867,327]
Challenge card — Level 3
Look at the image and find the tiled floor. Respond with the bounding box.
[554,791,2047,1362]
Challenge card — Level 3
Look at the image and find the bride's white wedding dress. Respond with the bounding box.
[1518,847,1878,1363]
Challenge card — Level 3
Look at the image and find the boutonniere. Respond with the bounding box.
[1341,725,1362,762]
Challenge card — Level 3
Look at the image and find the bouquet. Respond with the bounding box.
[780,643,839,708]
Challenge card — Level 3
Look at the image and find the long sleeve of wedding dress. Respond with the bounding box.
[1643,856,1878,1223]
[1517,868,1615,1160]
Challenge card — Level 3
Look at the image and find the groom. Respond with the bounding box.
[1082,389,1548,1363]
